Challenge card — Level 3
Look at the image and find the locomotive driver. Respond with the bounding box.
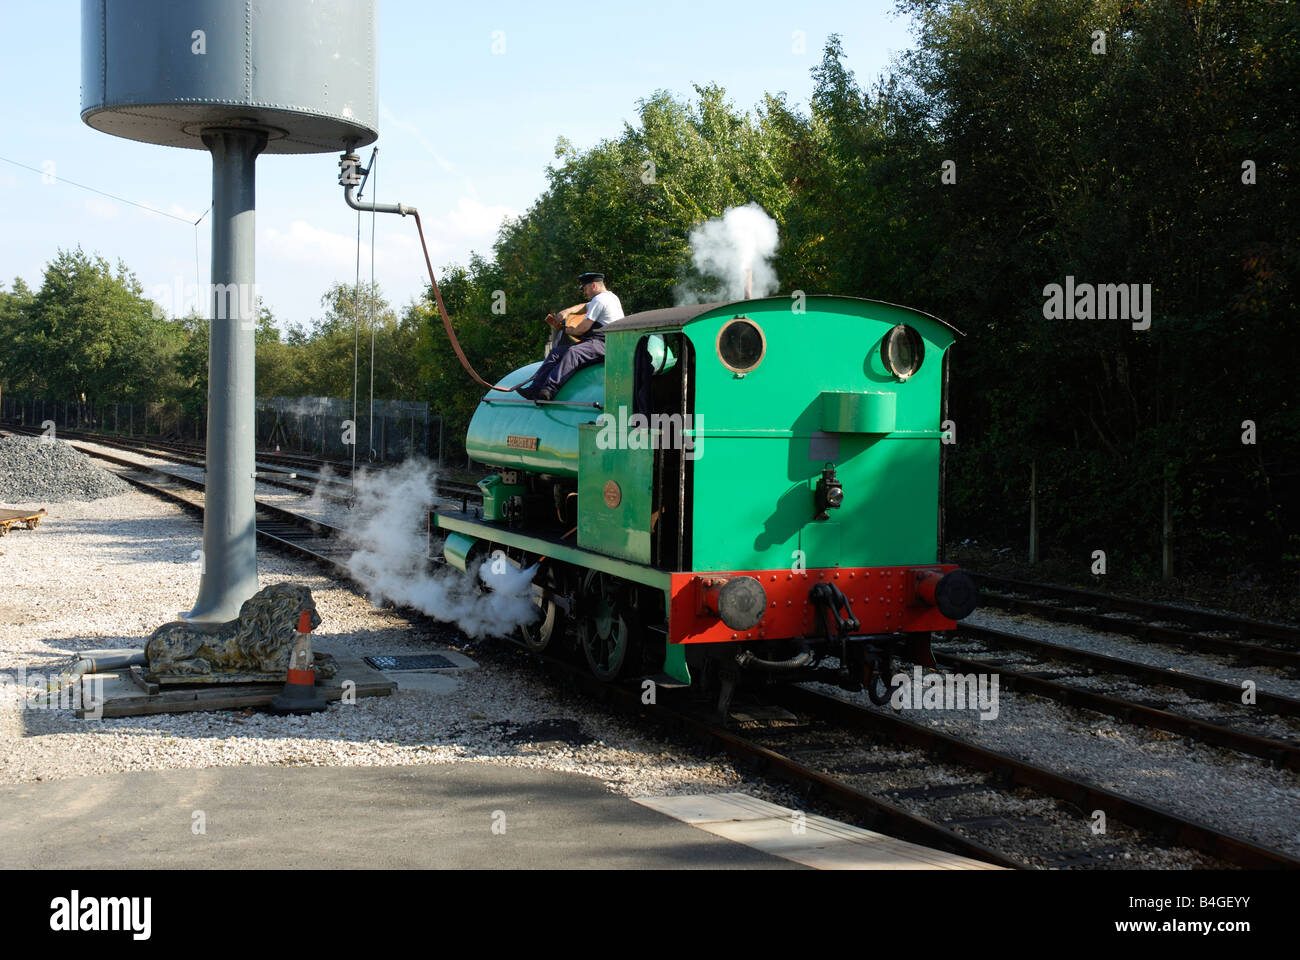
[516,271,624,401]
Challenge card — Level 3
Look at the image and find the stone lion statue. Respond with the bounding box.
[145,583,336,683]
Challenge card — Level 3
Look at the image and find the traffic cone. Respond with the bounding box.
[270,610,328,714]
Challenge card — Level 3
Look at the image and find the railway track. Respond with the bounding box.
[3,425,481,504]
[536,653,1300,869]
[3,425,351,502]
[1,427,348,566]
[764,685,1299,869]
[942,625,1300,767]
[971,573,1300,670]
[87,430,468,492]
[16,431,1299,868]
[54,428,368,478]
[92,449,350,568]
[491,626,1300,867]
[537,658,1022,868]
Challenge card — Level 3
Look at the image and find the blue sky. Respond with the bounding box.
[0,0,916,330]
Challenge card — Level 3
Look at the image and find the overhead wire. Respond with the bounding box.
[369,152,377,461]
[193,206,209,319]
[0,154,203,225]
[352,204,362,480]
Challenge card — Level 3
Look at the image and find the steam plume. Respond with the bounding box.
[334,459,538,638]
[676,203,780,304]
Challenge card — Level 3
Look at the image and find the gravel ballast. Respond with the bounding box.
[0,434,129,505]
[806,620,1300,859]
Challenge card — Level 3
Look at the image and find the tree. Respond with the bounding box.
[16,248,184,403]
[0,278,35,394]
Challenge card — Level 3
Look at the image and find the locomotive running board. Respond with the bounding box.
[430,509,672,591]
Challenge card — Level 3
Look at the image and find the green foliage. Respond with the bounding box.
[0,248,185,403]
[886,0,1298,578]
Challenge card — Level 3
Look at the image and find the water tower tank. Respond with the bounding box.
[80,0,378,625]
[81,0,377,152]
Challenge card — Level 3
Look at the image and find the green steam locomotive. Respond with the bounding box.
[431,294,977,709]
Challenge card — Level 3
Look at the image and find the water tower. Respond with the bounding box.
[81,0,378,623]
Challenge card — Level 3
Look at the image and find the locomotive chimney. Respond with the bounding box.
[744,269,753,300]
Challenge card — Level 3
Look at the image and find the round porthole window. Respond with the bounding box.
[717,317,766,374]
[881,324,924,380]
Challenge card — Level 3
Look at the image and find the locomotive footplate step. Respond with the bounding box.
[634,793,1005,870]
[75,642,396,718]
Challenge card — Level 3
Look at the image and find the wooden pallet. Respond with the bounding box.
[76,647,396,718]
[0,507,46,536]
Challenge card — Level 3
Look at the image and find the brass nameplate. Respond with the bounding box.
[507,435,539,451]
[603,480,622,508]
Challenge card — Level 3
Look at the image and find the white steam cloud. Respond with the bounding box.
[335,459,539,639]
[676,203,780,304]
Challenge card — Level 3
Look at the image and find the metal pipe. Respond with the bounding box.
[187,128,266,625]
[342,179,415,218]
[338,151,514,393]
[369,155,378,462]
[65,651,146,683]
[735,640,814,672]
[352,206,361,480]
[478,398,603,409]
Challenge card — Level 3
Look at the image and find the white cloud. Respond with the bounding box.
[255,193,517,326]
[260,219,420,273]
[263,220,357,269]
[439,196,517,242]
[262,194,516,275]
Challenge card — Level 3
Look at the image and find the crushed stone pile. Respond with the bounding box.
[0,434,130,504]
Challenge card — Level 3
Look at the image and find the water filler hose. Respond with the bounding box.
[340,152,513,392]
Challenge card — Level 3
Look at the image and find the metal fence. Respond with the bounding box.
[0,395,442,463]
[0,396,203,440]
[256,397,441,462]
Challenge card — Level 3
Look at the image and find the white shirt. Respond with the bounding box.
[585,290,624,338]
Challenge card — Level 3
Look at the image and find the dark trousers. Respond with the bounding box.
[524,336,605,400]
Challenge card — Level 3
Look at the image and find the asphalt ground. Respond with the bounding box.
[0,763,798,869]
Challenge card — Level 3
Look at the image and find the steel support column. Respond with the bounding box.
[187,128,267,624]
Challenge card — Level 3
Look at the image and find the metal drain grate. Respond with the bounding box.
[365,654,456,671]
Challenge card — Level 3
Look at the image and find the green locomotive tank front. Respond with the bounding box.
[681,297,956,572]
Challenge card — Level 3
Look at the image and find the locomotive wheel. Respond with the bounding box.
[517,587,559,655]
[520,596,558,652]
[580,570,640,681]
[519,562,563,653]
